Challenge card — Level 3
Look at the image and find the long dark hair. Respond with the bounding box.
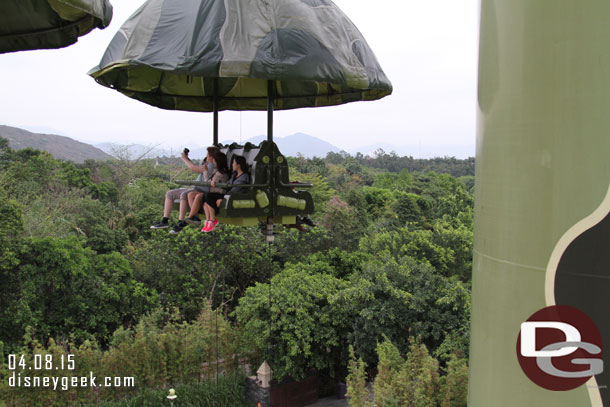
[213,151,229,174]
[232,155,248,174]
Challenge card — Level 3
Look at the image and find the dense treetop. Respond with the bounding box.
[0,137,473,404]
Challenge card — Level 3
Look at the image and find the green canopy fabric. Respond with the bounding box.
[89,0,392,111]
[0,0,113,54]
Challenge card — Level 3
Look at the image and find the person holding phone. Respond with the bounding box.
[150,146,219,234]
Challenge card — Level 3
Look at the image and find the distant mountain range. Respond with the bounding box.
[1,124,474,161]
[94,142,177,160]
[95,132,342,159]
[220,133,342,158]
[0,125,111,163]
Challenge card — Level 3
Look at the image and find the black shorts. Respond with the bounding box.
[205,192,225,214]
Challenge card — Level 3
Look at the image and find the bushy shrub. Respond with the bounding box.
[345,337,468,407]
[0,307,246,407]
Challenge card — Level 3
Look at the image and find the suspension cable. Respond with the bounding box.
[266,240,272,363]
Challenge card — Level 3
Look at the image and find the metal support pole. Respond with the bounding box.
[265,220,275,243]
[213,78,219,145]
[266,80,276,220]
[267,80,274,143]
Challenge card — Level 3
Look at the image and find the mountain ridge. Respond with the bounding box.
[2,124,474,161]
[0,125,111,163]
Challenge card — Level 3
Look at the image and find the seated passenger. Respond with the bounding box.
[150,146,218,234]
[202,155,250,232]
[183,148,219,227]
[225,155,250,194]
[194,151,230,232]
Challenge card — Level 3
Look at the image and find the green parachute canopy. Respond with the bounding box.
[0,0,113,54]
[89,0,392,111]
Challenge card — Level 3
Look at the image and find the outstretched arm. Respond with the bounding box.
[181,151,207,174]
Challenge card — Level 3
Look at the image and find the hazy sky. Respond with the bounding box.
[0,0,479,156]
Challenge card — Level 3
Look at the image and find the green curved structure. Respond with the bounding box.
[0,0,112,53]
[89,0,392,233]
[88,0,391,111]
[470,0,610,405]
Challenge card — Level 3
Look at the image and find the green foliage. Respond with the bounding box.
[439,353,469,407]
[91,181,120,203]
[402,337,441,407]
[288,155,329,178]
[329,149,474,177]
[393,192,423,224]
[360,186,396,219]
[118,179,167,240]
[0,191,22,271]
[0,148,55,199]
[128,226,268,320]
[1,237,156,347]
[0,308,246,407]
[458,175,475,195]
[272,226,336,266]
[372,336,403,407]
[0,139,474,406]
[103,306,241,392]
[320,197,365,251]
[0,137,15,169]
[87,224,129,254]
[359,220,473,280]
[345,346,370,407]
[57,161,96,190]
[413,172,474,221]
[372,169,413,191]
[334,257,470,367]
[0,192,25,351]
[325,160,379,193]
[301,249,371,280]
[369,336,468,407]
[233,267,349,381]
[344,172,474,230]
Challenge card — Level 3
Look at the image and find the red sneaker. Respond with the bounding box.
[201,220,211,232]
[208,219,219,232]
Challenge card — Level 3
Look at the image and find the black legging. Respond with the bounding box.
[205,192,225,215]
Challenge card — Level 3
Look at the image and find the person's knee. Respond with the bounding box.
[166,188,186,201]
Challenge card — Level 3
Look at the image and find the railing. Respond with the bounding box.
[175,180,313,189]
[175,180,268,188]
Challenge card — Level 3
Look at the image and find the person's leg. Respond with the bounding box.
[189,192,204,218]
[163,196,173,218]
[188,190,197,209]
[202,202,219,232]
[165,188,186,218]
[164,188,184,218]
[205,194,222,232]
[200,203,209,232]
[178,199,188,221]
[203,202,211,221]
[178,189,193,221]
[204,193,220,221]
[152,188,185,228]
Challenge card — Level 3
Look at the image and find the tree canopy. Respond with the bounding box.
[0,137,473,405]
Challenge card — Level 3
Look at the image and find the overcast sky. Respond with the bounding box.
[0,0,479,156]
